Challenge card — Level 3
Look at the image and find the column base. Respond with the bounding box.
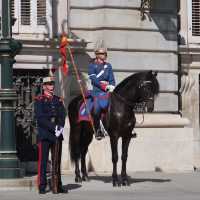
[0,168,24,178]
[0,155,25,179]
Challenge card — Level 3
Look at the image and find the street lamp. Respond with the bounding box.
[0,0,23,178]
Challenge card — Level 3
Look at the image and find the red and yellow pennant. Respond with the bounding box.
[59,34,69,76]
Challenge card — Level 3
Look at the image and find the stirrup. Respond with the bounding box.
[100,120,108,136]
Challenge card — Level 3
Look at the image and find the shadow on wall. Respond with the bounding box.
[143,0,179,41]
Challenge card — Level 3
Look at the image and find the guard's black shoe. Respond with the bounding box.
[58,187,68,193]
[52,187,68,194]
[95,129,104,140]
[39,189,46,194]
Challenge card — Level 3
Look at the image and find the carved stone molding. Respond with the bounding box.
[140,0,152,21]
[180,74,195,95]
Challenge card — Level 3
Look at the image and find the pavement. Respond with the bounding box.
[0,171,200,200]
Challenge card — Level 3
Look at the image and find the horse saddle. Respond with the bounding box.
[78,92,109,122]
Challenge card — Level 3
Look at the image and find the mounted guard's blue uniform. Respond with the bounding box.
[88,61,115,115]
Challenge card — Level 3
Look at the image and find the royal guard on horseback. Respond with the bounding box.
[34,76,67,194]
[68,69,159,185]
[88,42,115,140]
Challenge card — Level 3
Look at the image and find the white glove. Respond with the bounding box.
[106,85,115,92]
[55,125,64,137]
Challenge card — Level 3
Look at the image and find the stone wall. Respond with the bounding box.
[179,0,200,169]
[69,0,179,112]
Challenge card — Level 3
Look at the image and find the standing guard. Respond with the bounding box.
[34,76,67,194]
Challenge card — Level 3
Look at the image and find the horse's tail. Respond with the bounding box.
[68,95,82,163]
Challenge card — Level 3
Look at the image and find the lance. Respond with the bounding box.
[60,34,96,135]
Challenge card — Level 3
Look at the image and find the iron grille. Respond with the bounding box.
[13,69,49,161]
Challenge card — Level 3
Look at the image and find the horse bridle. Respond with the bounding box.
[112,80,154,124]
[138,80,153,89]
[112,80,154,108]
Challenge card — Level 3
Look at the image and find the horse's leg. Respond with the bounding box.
[110,137,120,186]
[73,127,82,183]
[121,136,131,186]
[74,158,82,183]
[81,124,93,182]
[81,147,89,181]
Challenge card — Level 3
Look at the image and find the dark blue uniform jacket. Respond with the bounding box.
[34,95,66,143]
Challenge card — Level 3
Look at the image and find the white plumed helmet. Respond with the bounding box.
[94,39,107,55]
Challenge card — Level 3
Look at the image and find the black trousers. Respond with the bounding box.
[37,139,62,192]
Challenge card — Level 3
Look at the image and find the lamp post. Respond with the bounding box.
[0,0,22,178]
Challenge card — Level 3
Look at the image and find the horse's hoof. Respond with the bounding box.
[131,132,137,138]
[113,182,117,187]
[122,180,130,186]
[82,175,89,182]
[75,176,82,183]
[113,180,121,187]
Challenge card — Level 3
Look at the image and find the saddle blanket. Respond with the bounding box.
[78,92,109,122]
[78,97,93,122]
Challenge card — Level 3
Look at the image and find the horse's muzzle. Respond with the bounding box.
[145,98,154,112]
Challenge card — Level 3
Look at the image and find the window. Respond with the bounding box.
[188,0,200,43]
[0,0,2,38]
[12,0,52,35]
[21,0,31,25]
[37,0,47,25]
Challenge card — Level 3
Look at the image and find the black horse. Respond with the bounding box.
[68,70,159,186]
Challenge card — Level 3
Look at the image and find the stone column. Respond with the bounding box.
[0,0,22,178]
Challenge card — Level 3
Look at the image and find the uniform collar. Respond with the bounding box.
[95,59,106,65]
[43,94,53,100]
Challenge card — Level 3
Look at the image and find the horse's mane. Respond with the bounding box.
[114,71,146,92]
[114,71,159,95]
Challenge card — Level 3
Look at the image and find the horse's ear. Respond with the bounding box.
[148,70,153,75]
[152,71,158,77]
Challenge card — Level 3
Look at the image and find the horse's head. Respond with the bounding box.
[136,71,159,111]
[137,71,159,99]
[114,70,159,112]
